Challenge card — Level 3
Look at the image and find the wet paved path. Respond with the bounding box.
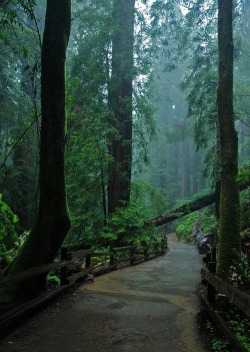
[0,234,207,352]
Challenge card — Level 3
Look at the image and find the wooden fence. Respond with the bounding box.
[0,237,168,337]
[201,250,250,352]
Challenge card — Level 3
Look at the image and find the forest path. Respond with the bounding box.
[0,234,207,352]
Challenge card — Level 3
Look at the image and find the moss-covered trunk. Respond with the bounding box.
[108,0,135,215]
[8,0,71,298]
[216,0,241,278]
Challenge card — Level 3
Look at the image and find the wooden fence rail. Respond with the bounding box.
[201,251,250,352]
[201,268,250,318]
[0,261,70,288]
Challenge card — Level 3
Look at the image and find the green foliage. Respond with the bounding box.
[240,188,250,229]
[0,0,43,233]
[204,320,230,352]
[211,338,230,352]
[228,316,250,351]
[204,309,250,351]
[175,208,217,243]
[237,166,250,183]
[47,274,60,286]
[65,0,161,246]
[0,193,18,263]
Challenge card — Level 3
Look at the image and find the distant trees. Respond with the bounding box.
[8,0,71,297]
[66,0,155,244]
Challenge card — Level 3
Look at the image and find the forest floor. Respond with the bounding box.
[0,234,208,352]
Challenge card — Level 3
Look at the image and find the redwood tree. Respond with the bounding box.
[216,0,241,277]
[108,0,135,215]
[8,0,71,297]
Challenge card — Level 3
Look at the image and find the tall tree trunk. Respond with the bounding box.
[215,118,221,219]
[181,138,187,199]
[185,139,190,197]
[192,150,199,195]
[216,0,241,278]
[108,0,135,215]
[8,0,71,298]
[174,141,180,199]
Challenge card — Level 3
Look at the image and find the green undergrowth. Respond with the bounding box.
[221,307,250,351]
[175,208,217,243]
[202,302,250,351]
[203,317,230,352]
[0,194,29,273]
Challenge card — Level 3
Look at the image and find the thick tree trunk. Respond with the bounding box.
[108,0,135,214]
[215,118,221,219]
[144,180,249,228]
[8,0,71,298]
[145,193,216,227]
[216,0,241,277]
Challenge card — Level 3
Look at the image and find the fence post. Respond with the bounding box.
[85,244,91,269]
[211,247,216,262]
[161,237,164,252]
[130,246,135,265]
[154,242,158,256]
[161,235,167,253]
[144,245,149,261]
[207,260,216,306]
[110,242,115,266]
[60,247,68,286]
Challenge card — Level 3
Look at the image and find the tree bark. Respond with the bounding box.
[216,0,241,277]
[7,0,71,298]
[108,0,135,214]
[144,180,249,228]
[145,193,216,227]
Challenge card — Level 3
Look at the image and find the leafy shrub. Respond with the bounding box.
[100,182,165,245]
[101,200,155,245]
[47,274,60,285]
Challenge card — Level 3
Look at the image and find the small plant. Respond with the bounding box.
[203,320,230,352]
[47,274,60,285]
[228,316,250,351]
[211,338,229,352]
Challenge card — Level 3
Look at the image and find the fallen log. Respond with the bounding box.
[144,179,250,227]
